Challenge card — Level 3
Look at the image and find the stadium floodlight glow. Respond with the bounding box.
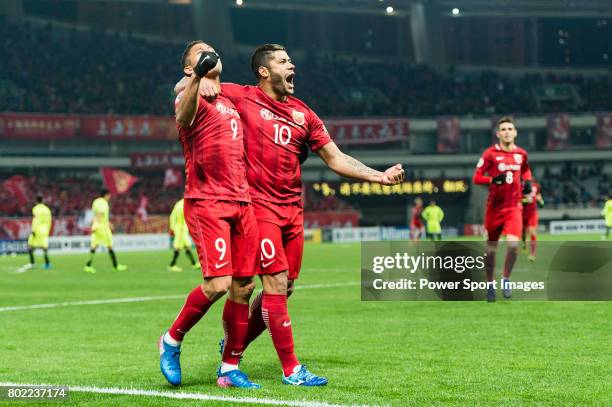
[452,8,460,16]
[386,6,394,14]
[236,0,243,5]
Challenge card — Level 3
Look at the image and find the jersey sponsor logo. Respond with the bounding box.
[292,110,305,125]
[498,163,520,171]
[477,158,484,168]
[215,102,240,118]
[215,261,230,269]
[260,108,274,121]
[258,108,301,129]
[513,154,523,164]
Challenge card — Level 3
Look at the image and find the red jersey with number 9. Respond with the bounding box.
[220,83,332,204]
[474,144,531,211]
[175,93,250,202]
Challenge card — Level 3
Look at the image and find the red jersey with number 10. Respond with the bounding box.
[221,83,332,204]
[175,93,250,202]
[473,144,531,211]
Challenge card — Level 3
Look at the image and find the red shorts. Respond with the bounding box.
[252,200,304,280]
[184,199,258,278]
[410,219,423,229]
[522,207,538,229]
[485,207,522,241]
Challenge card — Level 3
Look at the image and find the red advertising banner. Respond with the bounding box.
[79,116,176,140]
[325,118,409,145]
[596,112,612,149]
[0,215,168,239]
[0,113,78,139]
[163,168,183,188]
[546,113,571,150]
[463,224,485,237]
[437,116,460,153]
[304,211,360,228]
[130,152,185,168]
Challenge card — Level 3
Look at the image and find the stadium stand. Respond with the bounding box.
[2,21,612,117]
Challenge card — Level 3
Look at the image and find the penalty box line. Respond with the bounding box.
[0,382,376,407]
[0,282,361,313]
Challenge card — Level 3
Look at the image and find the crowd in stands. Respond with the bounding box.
[2,22,612,118]
[0,172,179,217]
[539,163,609,207]
[303,188,356,212]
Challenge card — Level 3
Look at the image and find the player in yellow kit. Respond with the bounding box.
[421,200,445,241]
[83,190,127,273]
[603,194,612,239]
[26,196,52,269]
[167,198,199,272]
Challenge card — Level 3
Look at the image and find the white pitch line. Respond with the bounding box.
[0,282,361,313]
[0,382,373,407]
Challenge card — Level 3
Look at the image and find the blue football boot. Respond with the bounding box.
[502,278,512,299]
[486,286,496,303]
[282,365,328,386]
[217,369,261,389]
[158,333,181,385]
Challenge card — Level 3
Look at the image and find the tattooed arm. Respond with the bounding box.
[315,141,404,185]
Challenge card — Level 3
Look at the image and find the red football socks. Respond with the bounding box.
[485,251,496,282]
[169,286,213,342]
[244,291,267,348]
[529,234,537,257]
[262,293,299,376]
[221,299,250,365]
[503,246,519,279]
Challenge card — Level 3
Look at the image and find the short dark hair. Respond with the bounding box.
[250,44,286,79]
[100,189,109,197]
[497,116,515,130]
[181,40,205,68]
[36,195,43,203]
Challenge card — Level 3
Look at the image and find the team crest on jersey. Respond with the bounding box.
[292,110,305,125]
[260,108,273,121]
[513,154,522,164]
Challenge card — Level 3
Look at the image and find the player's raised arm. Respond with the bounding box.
[315,141,404,185]
[175,50,219,128]
[174,75,221,101]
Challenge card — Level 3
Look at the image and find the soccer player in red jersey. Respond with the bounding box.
[158,41,260,389]
[410,197,424,241]
[521,178,544,261]
[177,43,404,386]
[473,117,532,302]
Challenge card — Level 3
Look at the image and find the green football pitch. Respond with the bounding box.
[0,234,610,406]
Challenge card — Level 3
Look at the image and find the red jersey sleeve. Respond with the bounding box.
[175,92,208,139]
[521,154,532,181]
[473,149,493,185]
[220,83,250,105]
[306,109,332,152]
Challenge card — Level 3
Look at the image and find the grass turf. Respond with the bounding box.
[0,234,610,406]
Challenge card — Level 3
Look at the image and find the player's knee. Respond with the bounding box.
[262,272,289,295]
[231,278,256,301]
[201,279,230,302]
